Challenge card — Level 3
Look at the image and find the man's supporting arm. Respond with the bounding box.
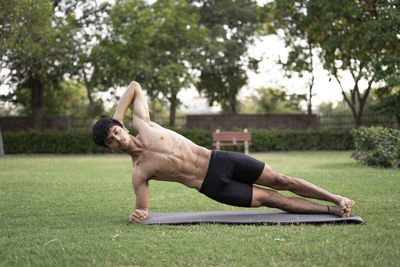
[129,175,150,223]
[113,81,150,126]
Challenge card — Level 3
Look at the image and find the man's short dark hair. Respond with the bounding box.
[92,115,124,147]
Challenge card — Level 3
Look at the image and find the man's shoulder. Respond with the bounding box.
[133,118,164,133]
[131,154,154,178]
[131,164,149,183]
[147,121,165,130]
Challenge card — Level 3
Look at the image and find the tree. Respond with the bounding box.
[98,0,203,127]
[255,87,286,113]
[67,1,111,130]
[45,80,104,118]
[270,0,400,127]
[374,85,400,126]
[269,0,316,116]
[96,0,154,90]
[0,127,4,156]
[0,0,79,129]
[242,87,304,114]
[191,0,263,114]
[148,0,204,127]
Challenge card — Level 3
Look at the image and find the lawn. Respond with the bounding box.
[0,152,399,266]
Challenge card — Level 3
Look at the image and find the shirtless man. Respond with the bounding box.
[92,81,355,224]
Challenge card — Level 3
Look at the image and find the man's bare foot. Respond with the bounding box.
[327,205,349,217]
[330,196,355,218]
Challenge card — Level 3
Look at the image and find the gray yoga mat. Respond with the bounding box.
[140,210,363,225]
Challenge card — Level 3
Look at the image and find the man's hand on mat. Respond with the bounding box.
[129,209,149,224]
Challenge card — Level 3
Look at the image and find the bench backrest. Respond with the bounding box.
[213,131,252,142]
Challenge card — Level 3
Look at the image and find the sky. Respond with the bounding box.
[179,34,350,113]
[178,0,358,112]
[243,35,346,104]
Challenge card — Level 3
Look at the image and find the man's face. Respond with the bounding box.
[105,125,131,152]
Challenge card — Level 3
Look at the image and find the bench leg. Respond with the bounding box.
[244,141,249,155]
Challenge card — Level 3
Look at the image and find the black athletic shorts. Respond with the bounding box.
[199,150,265,207]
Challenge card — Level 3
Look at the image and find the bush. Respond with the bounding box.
[180,128,353,153]
[174,128,213,149]
[351,126,400,168]
[3,130,108,154]
[3,128,353,154]
[250,129,353,152]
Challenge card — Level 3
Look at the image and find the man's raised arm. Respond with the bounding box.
[113,81,150,127]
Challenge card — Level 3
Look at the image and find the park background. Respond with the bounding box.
[0,0,399,266]
[0,0,399,134]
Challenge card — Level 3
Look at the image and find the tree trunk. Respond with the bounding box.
[231,92,238,114]
[86,87,94,132]
[83,70,95,132]
[307,76,314,116]
[0,127,4,156]
[169,94,177,128]
[307,97,312,115]
[307,76,314,128]
[354,113,362,128]
[307,44,314,117]
[338,76,372,128]
[31,79,43,130]
[87,109,93,131]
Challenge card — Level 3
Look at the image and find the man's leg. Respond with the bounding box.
[251,186,345,217]
[253,164,355,217]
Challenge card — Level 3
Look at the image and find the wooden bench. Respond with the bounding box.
[212,129,251,155]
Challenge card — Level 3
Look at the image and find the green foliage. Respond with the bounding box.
[94,0,154,88]
[3,131,108,154]
[3,129,352,154]
[67,1,111,128]
[44,80,104,117]
[317,90,396,129]
[149,0,205,126]
[255,87,286,113]
[351,126,400,168]
[250,129,352,152]
[270,0,400,127]
[1,0,80,125]
[373,86,400,125]
[175,128,213,149]
[192,0,263,114]
[99,0,205,127]
[268,0,316,115]
[244,87,304,114]
[317,92,380,117]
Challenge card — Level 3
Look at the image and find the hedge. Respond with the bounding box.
[250,129,353,152]
[3,130,108,154]
[351,126,400,168]
[2,129,353,154]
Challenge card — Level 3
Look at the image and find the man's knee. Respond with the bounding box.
[252,187,281,208]
[256,165,296,190]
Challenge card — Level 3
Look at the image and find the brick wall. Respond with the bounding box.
[0,116,70,132]
[186,114,317,131]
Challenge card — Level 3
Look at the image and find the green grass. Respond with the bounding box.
[0,152,399,266]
